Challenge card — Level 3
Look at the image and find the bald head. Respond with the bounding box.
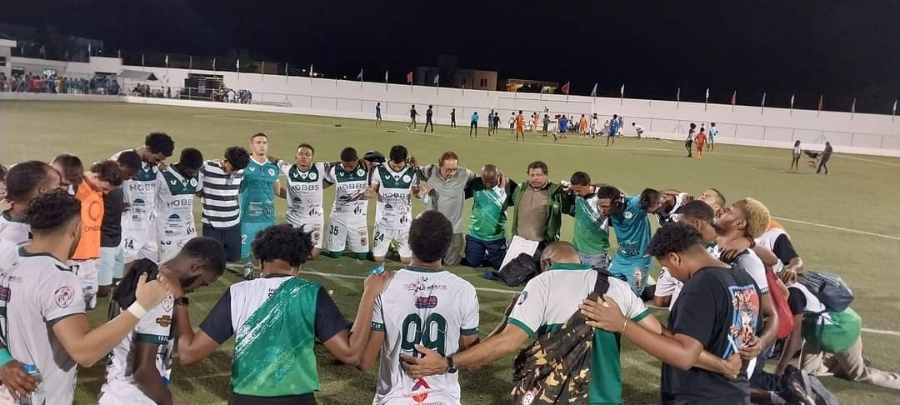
[481,164,500,188]
[540,241,581,271]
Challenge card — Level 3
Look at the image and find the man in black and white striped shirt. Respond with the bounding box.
[198,147,250,262]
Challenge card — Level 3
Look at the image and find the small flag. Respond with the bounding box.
[189,56,193,70]
[39,45,46,57]
[357,69,364,81]
[213,58,217,70]
[676,87,681,102]
[818,95,824,111]
[406,71,413,84]
[561,82,571,95]
[88,43,92,55]
[309,64,314,77]
[236,59,240,70]
[285,62,288,75]
[165,54,169,67]
[433,74,440,85]
[117,48,121,59]
[385,70,389,82]
[893,100,898,116]
[731,91,737,106]
[790,94,795,109]
[620,83,625,97]
[261,61,266,73]
[705,88,710,102]
[590,83,598,97]
[141,54,145,66]
[851,97,856,114]
[761,92,767,107]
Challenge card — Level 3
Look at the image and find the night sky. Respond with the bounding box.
[5,0,900,113]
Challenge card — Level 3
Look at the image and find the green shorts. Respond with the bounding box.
[241,221,275,259]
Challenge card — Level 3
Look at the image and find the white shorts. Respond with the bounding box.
[290,220,324,249]
[326,219,369,254]
[68,258,99,310]
[372,226,411,258]
[159,236,192,264]
[99,382,157,405]
[122,227,158,263]
[98,246,125,286]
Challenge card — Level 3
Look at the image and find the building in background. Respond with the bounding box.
[415,55,498,90]
[504,78,559,93]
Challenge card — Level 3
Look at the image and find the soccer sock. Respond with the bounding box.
[323,251,342,259]
[355,252,370,261]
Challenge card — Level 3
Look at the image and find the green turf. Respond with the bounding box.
[2,100,900,405]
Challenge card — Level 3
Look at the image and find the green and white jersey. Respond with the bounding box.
[372,268,479,405]
[101,289,174,404]
[280,162,331,226]
[3,250,86,404]
[573,192,610,255]
[155,168,201,239]
[508,263,650,404]
[326,163,370,226]
[371,164,418,230]
[112,150,159,231]
[466,178,515,242]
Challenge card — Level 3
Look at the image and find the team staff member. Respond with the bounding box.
[510,161,572,249]
[98,152,141,298]
[198,147,250,263]
[463,165,516,270]
[2,190,171,404]
[70,161,124,310]
[417,152,476,266]
[171,225,390,404]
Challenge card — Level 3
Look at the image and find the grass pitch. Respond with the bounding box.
[2,101,900,404]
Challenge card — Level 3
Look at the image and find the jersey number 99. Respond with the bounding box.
[401,313,447,357]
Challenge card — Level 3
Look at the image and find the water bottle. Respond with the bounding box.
[18,364,43,405]
[84,285,95,310]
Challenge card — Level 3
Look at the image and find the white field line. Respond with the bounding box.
[773,217,900,241]
[300,271,900,337]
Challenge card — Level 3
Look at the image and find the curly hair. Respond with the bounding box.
[179,148,204,171]
[647,222,703,258]
[90,161,124,187]
[180,237,228,276]
[409,211,453,263]
[115,150,142,172]
[145,132,175,157]
[26,189,81,231]
[734,198,770,239]
[252,224,314,268]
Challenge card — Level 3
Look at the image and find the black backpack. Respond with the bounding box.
[510,270,613,405]
[494,253,540,287]
[797,271,854,313]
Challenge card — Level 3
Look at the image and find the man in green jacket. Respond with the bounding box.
[510,161,573,250]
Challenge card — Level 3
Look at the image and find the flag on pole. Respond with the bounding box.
[236,59,240,71]
[851,97,856,114]
[790,94,795,110]
[818,95,824,111]
[677,87,681,102]
[309,64,314,77]
[620,83,625,97]
[761,92,767,107]
[893,100,898,116]
[590,83,598,97]
[433,74,440,86]
[88,43,92,55]
[189,56,193,70]
[39,45,46,58]
[561,82,571,95]
[406,71,413,84]
[384,70,389,83]
[261,61,266,73]
[141,54,145,66]
[212,58,216,71]
[705,88,710,103]
[731,91,737,106]
[165,55,169,67]
[357,69,364,81]
[284,62,288,75]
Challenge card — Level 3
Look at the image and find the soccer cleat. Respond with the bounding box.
[242,262,255,280]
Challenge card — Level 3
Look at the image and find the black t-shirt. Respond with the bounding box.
[410,108,417,118]
[661,266,760,405]
[772,234,799,266]
[101,187,125,247]
[787,287,807,316]
[426,109,433,119]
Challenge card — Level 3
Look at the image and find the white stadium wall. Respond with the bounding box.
[6,56,900,157]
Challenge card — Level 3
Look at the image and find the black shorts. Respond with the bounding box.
[203,223,242,262]
[230,393,316,405]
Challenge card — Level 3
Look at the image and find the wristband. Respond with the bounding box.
[0,348,13,366]
[127,302,149,320]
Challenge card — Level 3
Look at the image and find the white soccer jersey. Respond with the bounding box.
[326,164,370,226]
[155,168,201,240]
[0,213,31,248]
[3,250,86,404]
[710,244,769,294]
[112,150,159,231]
[280,162,330,226]
[658,192,690,225]
[372,269,480,405]
[371,164,418,230]
[100,295,175,404]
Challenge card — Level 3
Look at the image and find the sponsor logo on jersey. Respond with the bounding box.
[517,291,529,305]
[411,379,432,404]
[268,168,276,176]
[189,178,198,187]
[54,286,75,308]
[291,184,321,192]
[309,172,318,180]
[249,167,256,172]
[356,168,365,176]
[166,198,193,209]
[415,296,439,309]
[624,211,633,219]
[161,295,174,312]
[129,182,156,192]
[402,175,412,182]
[156,315,173,327]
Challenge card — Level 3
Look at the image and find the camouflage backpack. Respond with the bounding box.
[510,270,613,405]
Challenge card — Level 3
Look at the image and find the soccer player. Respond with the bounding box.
[708,122,718,151]
[791,140,802,171]
[695,128,707,159]
[487,110,495,135]
[375,102,383,127]
[469,111,478,138]
[69,160,124,310]
[51,154,83,194]
[463,164,516,270]
[639,188,691,226]
[816,142,833,175]
[542,114,551,137]
[99,238,226,405]
[2,190,170,404]
[685,123,696,157]
[114,132,176,269]
[492,112,501,136]
[360,211,481,404]
[401,241,660,405]
[155,148,204,264]
[595,185,652,295]
[578,114,587,137]
[171,225,389,404]
[515,110,525,141]
[580,223,758,404]
[564,172,610,270]
[450,108,456,129]
[323,147,371,260]
[198,147,250,263]
[632,122,645,140]
[407,105,418,131]
[606,114,620,147]
[279,143,333,260]
[0,161,62,248]
[508,112,516,134]
[653,200,720,309]
[590,113,600,137]
[369,146,419,264]
[98,152,142,298]
[531,112,539,133]
[240,133,281,279]
[424,105,434,132]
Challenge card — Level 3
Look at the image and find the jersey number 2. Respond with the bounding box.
[400,313,447,357]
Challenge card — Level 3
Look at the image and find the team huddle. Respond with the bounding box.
[0,130,897,405]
